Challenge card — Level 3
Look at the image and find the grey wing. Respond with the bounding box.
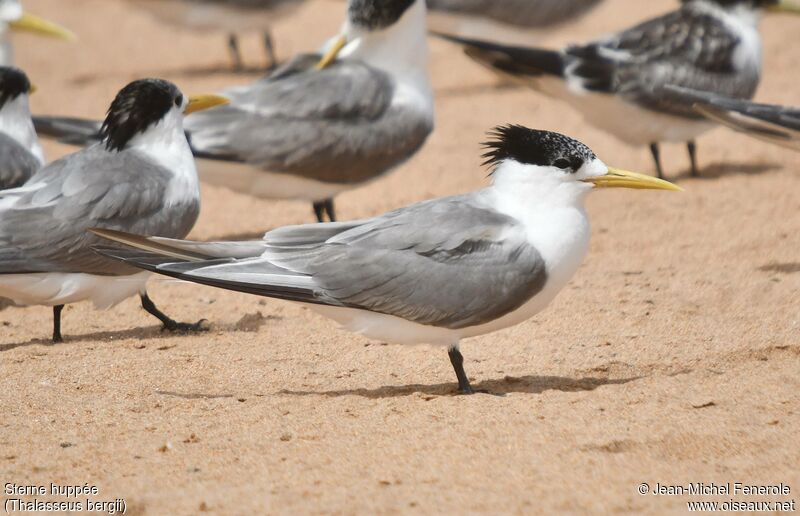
[0,134,41,189]
[98,194,547,329]
[264,194,548,329]
[427,0,603,28]
[662,85,800,149]
[566,8,758,116]
[186,60,433,184]
[0,146,199,275]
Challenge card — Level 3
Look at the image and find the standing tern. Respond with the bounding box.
[124,0,305,70]
[0,79,228,342]
[33,0,435,223]
[0,0,74,66]
[664,84,800,150]
[0,66,42,189]
[91,125,680,394]
[438,0,800,179]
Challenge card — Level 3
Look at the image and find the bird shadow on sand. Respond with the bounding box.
[278,374,640,399]
[0,324,202,353]
[672,161,780,181]
[758,262,800,274]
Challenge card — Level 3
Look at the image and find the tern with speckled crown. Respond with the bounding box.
[91,126,680,394]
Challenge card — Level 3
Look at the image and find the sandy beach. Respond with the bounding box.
[1,0,799,513]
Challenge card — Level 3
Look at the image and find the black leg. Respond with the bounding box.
[263,30,277,70]
[687,140,699,177]
[140,293,208,332]
[324,198,336,222]
[312,201,326,223]
[448,346,474,394]
[228,33,244,71]
[312,199,336,223]
[52,305,64,343]
[650,142,664,179]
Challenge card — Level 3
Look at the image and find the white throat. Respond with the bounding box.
[0,94,43,163]
[338,0,432,114]
[126,106,199,205]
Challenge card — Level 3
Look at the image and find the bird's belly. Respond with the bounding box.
[130,0,297,32]
[0,272,150,309]
[196,158,353,201]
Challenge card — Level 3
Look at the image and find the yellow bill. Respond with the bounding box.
[315,35,347,70]
[184,94,230,115]
[769,0,800,13]
[10,12,75,40]
[583,167,683,191]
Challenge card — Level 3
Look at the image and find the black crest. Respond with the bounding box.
[348,0,416,30]
[0,67,33,109]
[482,125,596,173]
[100,78,183,152]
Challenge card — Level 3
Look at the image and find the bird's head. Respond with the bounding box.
[686,0,800,13]
[315,0,424,69]
[100,78,228,152]
[483,125,681,203]
[0,0,74,39]
[0,65,32,110]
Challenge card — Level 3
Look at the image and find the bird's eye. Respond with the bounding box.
[553,158,572,169]
[174,94,184,107]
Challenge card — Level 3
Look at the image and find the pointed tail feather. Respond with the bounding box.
[432,31,565,78]
[90,230,333,307]
[33,115,103,147]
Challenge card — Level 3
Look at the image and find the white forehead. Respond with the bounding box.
[0,0,22,23]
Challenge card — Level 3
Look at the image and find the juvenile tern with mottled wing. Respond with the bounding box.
[92,126,680,394]
[0,0,74,66]
[0,79,228,342]
[438,0,800,179]
[0,66,42,189]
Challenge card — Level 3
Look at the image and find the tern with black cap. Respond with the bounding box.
[0,79,228,342]
[91,125,680,394]
[0,66,41,189]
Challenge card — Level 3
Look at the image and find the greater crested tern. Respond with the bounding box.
[0,66,42,189]
[427,0,604,40]
[92,125,680,394]
[438,0,800,179]
[124,0,305,70]
[0,0,74,66]
[33,0,435,224]
[664,84,800,150]
[0,79,228,342]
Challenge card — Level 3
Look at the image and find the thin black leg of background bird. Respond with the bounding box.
[263,30,277,70]
[312,199,337,223]
[228,33,244,71]
[687,140,699,177]
[52,304,64,343]
[650,142,665,179]
[140,293,207,332]
[448,346,475,394]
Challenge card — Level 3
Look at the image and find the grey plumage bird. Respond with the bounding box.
[33,0,435,224]
[92,125,680,394]
[0,66,42,189]
[664,84,800,150]
[123,0,305,70]
[0,79,228,342]
[437,0,800,179]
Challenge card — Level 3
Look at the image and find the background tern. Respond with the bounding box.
[437,0,800,179]
[0,79,227,342]
[0,0,74,66]
[0,66,42,189]
[92,125,680,394]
